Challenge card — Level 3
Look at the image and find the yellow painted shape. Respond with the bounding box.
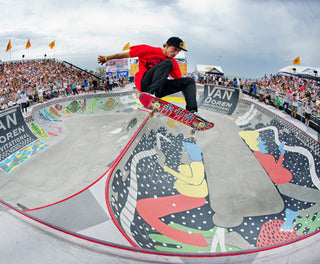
[167,119,176,128]
[162,96,186,104]
[164,162,208,198]
[238,130,260,151]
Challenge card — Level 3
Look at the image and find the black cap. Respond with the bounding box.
[166,37,187,51]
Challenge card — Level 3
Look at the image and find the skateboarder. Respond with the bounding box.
[98,37,198,112]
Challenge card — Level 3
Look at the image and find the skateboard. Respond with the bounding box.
[139,93,214,135]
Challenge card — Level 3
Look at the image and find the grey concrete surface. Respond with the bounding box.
[1,88,320,263]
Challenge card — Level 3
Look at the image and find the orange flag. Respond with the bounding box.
[26,39,31,49]
[49,40,55,49]
[122,42,130,51]
[6,40,12,52]
[293,56,300,65]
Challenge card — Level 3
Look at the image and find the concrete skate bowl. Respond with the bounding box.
[0,86,320,263]
[106,86,320,263]
[0,92,146,209]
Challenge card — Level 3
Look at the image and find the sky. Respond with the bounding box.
[0,0,319,79]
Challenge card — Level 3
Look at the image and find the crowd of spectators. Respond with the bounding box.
[1,58,320,128]
[189,73,242,88]
[0,59,101,112]
[190,71,320,127]
[0,59,134,113]
[100,75,130,91]
[245,74,320,126]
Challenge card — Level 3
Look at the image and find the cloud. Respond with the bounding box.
[0,0,319,78]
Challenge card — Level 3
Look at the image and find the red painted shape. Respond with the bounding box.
[254,152,292,184]
[257,219,305,247]
[136,194,208,247]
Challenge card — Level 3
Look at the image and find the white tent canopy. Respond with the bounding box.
[196,64,224,75]
[278,65,320,80]
[175,51,186,60]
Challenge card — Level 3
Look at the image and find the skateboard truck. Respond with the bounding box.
[190,121,205,135]
[149,101,161,117]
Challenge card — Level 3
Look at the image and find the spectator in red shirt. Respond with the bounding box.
[98,37,198,112]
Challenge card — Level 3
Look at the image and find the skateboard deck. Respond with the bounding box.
[139,93,214,134]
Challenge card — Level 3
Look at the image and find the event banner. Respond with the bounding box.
[117,71,129,79]
[178,63,187,76]
[130,63,139,75]
[200,85,240,115]
[105,59,129,73]
[0,106,37,161]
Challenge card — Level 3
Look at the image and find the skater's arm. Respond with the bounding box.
[98,52,131,65]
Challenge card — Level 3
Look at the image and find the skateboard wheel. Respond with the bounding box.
[198,122,205,129]
[149,112,154,118]
[153,102,160,110]
[190,127,196,135]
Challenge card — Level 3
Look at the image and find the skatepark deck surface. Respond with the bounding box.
[1,86,320,263]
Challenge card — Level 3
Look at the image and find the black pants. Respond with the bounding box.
[141,60,198,112]
[21,102,28,112]
[283,102,289,111]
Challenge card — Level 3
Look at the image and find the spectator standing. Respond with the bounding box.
[291,92,299,119]
[109,77,113,91]
[252,84,257,99]
[63,80,68,96]
[84,80,89,93]
[7,99,14,108]
[274,95,281,109]
[72,81,78,95]
[38,87,44,103]
[92,79,98,93]
[20,92,28,113]
[282,90,291,113]
[264,90,271,105]
[304,100,312,127]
